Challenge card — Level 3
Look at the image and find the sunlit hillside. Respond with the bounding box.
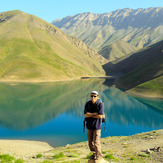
[0,10,107,81]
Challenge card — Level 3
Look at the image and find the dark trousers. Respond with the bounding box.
[87,129,102,159]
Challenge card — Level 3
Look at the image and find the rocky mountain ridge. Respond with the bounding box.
[53,7,163,61]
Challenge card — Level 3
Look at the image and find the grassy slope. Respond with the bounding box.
[0,10,106,81]
[99,40,137,61]
[114,41,163,98]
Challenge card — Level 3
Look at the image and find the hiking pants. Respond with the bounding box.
[87,129,102,159]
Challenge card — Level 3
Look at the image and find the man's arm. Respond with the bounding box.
[84,112,103,118]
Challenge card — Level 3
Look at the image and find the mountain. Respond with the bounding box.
[0,10,107,81]
[113,40,163,98]
[52,7,163,61]
[98,40,137,61]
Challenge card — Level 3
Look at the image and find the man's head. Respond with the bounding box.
[90,91,99,104]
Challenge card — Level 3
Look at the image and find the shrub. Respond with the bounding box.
[54,152,65,159]
[37,154,43,158]
[130,157,136,160]
[0,154,15,162]
[102,151,107,154]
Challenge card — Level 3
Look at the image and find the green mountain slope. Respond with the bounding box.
[114,41,163,98]
[99,40,137,61]
[53,7,163,61]
[0,10,107,81]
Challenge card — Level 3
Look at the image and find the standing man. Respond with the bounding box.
[84,91,104,160]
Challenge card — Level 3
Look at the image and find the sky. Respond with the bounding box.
[0,0,163,23]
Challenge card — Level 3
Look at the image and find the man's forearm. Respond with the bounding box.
[85,112,102,118]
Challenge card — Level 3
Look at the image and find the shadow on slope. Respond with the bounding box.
[103,40,163,89]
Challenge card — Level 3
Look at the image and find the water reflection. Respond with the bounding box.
[69,86,163,128]
[0,79,106,130]
[0,79,162,147]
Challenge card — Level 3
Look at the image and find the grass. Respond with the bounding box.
[15,159,24,163]
[102,151,107,154]
[99,40,137,61]
[135,76,163,91]
[0,10,105,81]
[138,153,150,157]
[130,156,136,160]
[0,130,162,163]
[105,153,115,159]
[0,154,24,163]
[86,152,93,159]
[54,152,65,159]
[0,154,15,162]
[36,153,43,158]
[42,161,53,163]
[61,160,82,163]
[0,154,25,163]
[68,153,79,158]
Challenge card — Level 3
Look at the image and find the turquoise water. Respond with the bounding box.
[0,79,162,147]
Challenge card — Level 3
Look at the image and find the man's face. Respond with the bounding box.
[90,93,98,103]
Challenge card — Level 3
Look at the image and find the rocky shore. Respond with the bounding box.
[0,130,162,163]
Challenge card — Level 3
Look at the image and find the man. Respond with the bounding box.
[84,91,104,160]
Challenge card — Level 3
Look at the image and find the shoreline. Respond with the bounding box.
[0,77,81,83]
[125,90,163,100]
[0,76,116,83]
[0,77,162,100]
[0,139,53,158]
[0,129,162,162]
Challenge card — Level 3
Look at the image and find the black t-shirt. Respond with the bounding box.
[84,100,104,130]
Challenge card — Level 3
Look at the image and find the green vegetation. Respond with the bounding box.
[86,152,93,159]
[114,40,163,98]
[61,160,81,163]
[138,153,150,157]
[105,153,115,159]
[36,154,43,158]
[15,159,24,163]
[0,130,162,163]
[0,154,24,163]
[68,154,79,157]
[104,153,119,162]
[54,152,65,159]
[0,154,15,162]
[130,156,136,160]
[99,40,137,61]
[102,151,107,154]
[42,161,53,163]
[0,10,105,81]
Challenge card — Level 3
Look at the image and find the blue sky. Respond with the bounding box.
[0,0,163,22]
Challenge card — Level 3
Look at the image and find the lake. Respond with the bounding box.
[0,78,162,147]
